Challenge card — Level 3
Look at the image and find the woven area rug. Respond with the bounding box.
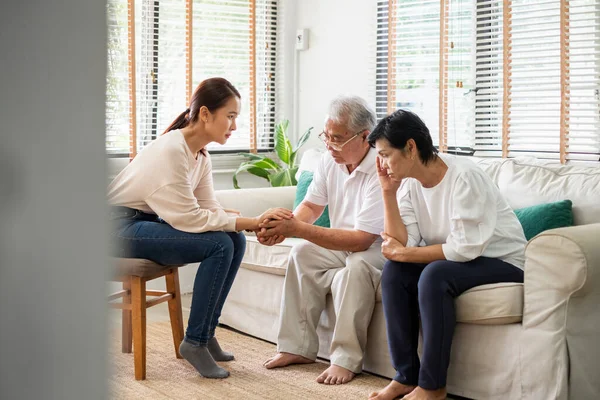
[110,322,392,400]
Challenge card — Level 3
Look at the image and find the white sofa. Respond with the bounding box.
[215,156,600,400]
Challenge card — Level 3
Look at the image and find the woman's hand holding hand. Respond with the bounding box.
[257,207,293,224]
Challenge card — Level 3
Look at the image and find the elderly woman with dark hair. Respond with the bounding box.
[366,110,527,400]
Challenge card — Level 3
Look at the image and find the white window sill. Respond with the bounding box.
[106,152,277,180]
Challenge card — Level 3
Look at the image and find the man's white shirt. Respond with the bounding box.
[304,148,384,241]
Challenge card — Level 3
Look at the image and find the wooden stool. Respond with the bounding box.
[108,258,185,380]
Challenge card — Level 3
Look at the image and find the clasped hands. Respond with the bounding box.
[252,207,297,246]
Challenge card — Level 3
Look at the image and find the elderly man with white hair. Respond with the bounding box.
[261,95,385,385]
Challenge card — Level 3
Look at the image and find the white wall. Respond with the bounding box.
[292,0,378,148]
[0,1,107,398]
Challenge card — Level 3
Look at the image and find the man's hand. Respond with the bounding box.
[259,218,298,238]
[256,218,300,246]
[255,214,296,246]
[377,156,403,194]
[257,230,286,246]
[256,219,287,246]
[381,232,406,261]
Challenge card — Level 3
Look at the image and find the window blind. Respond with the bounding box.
[509,0,563,159]
[446,0,475,151]
[105,0,278,157]
[383,0,600,163]
[376,0,475,151]
[106,0,131,155]
[567,0,600,162]
[192,0,277,152]
[474,0,504,157]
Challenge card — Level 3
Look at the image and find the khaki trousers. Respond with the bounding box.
[277,241,386,373]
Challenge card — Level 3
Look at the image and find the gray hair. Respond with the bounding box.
[327,95,377,133]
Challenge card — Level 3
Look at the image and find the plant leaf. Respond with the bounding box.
[269,168,295,187]
[289,166,299,186]
[254,156,281,170]
[232,161,272,189]
[275,120,291,165]
[293,127,313,153]
[237,152,265,161]
[239,153,281,170]
[251,158,281,171]
[281,137,293,167]
[290,127,313,166]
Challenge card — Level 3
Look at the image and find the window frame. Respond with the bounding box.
[105,0,279,158]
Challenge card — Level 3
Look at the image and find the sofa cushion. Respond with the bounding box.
[249,235,524,325]
[376,282,523,325]
[514,199,574,240]
[295,171,331,228]
[241,236,305,276]
[454,282,524,324]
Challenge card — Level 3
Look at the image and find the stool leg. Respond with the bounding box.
[121,279,132,353]
[166,268,184,359]
[131,276,146,380]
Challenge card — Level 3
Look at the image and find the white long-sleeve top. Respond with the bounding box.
[398,154,526,269]
[107,130,237,233]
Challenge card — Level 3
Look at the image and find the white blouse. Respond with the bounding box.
[398,154,527,269]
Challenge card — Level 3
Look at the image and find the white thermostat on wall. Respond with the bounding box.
[296,28,308,51]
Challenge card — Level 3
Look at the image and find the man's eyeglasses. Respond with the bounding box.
[318,129,365,151]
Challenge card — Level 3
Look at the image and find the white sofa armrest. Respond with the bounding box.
[520,223,600,400]
[215,186,297,218]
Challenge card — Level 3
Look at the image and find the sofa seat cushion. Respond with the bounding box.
[241,236,305,276]
[376,282,523,325]
[245,234,524,325]
[454,282,524,324]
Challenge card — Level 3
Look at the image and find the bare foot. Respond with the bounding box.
[403,386,447,400]
[316,364,356,385]
[369,380,416,399]
[263,352,314,369]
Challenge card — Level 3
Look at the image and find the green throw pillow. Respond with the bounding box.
[514,199,573,241]
[294,171,331,228]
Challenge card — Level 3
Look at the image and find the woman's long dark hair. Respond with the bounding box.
[367,109,438,165]
[163,77,241,134]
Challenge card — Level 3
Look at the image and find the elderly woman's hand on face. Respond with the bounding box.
[376,156,403,194]
[380,232,406,262]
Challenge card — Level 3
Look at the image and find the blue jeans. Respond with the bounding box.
[111,208,246,345]
[381,257,524,390]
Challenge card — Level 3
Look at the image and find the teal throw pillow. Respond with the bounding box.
[514,199,573,241]
[294,171,331,228]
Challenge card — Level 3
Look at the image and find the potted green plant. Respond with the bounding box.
[233,120,313,189]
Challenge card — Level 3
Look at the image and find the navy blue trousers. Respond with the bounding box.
[381,257,523,390]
